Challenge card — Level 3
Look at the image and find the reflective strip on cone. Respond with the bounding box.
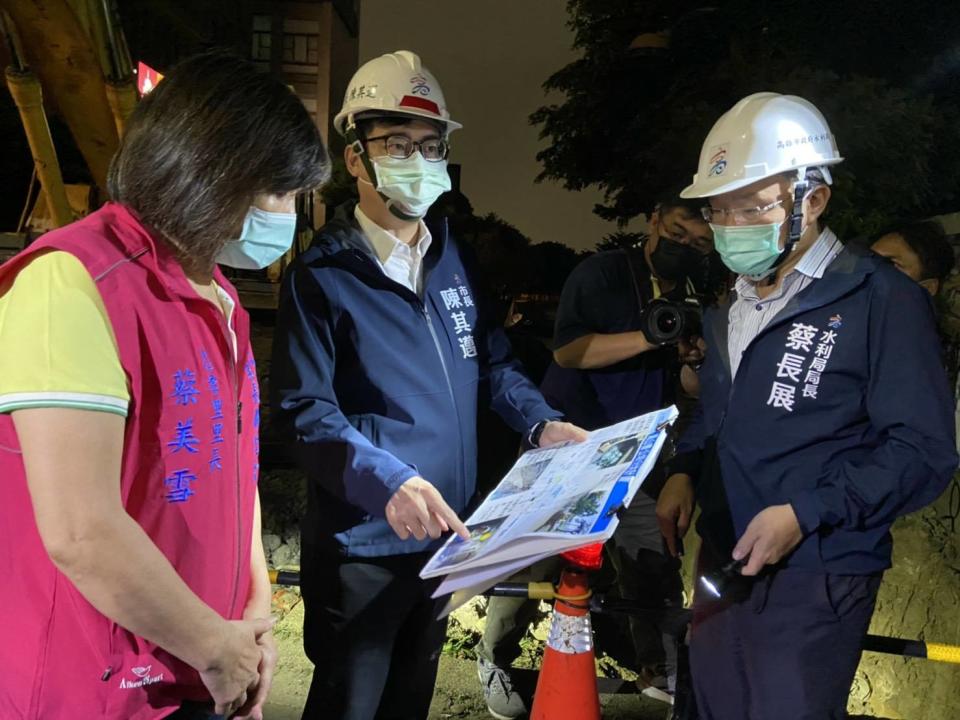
[546,613,593,655]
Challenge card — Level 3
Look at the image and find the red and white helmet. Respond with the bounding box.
[334,50,462,138]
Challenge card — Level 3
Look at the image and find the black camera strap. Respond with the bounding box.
[623,244,655,317]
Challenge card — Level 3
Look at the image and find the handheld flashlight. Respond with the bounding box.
[699,557,746,599]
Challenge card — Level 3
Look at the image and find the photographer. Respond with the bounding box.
[543,190,719,427]
[475,190,719,716]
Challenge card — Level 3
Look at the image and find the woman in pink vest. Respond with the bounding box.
[0,51,328,720]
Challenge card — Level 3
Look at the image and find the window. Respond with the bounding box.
[251,15,271,61]
[282,33,319,64]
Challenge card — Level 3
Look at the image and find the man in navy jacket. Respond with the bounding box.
[656,93,958,719]
[271,51,584,720]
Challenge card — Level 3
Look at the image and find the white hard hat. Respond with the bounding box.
[334,50,461,137]
[681,92,843,199]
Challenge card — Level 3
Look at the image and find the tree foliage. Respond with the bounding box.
[596,230,645,253]
[532,0,960,237]
[452,213,589,297]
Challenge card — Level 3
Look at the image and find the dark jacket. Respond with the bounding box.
[540,249,680,431]
[271,207,560,557]
[670,244,958,574]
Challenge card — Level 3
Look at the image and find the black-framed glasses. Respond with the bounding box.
[363,134,449,162]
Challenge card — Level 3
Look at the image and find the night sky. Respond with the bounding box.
[360,0,641,252]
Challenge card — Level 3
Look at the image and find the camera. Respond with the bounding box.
[639,296,703,345]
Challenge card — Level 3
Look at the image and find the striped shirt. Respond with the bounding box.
[728,229,843,378]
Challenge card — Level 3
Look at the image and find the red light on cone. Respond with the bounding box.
[136,61,164,96]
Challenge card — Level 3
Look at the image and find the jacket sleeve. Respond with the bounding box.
[665,300,729,481]
[270,261,417,518]
[789,274,958,534]
[665,398,706,481]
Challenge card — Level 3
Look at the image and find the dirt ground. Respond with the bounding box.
[262,597,672,720]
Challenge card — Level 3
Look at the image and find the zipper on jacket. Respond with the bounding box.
[422,307,455,401]
[228,355,242,617]
[336,245,468,508]
[421,304,466,504]
[209,301,244,619]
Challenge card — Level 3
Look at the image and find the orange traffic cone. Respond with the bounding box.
[530,566,601,720]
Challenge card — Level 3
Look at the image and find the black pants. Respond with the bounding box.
[607,492,685,675]
[301,550,447,720]
[690,546,881,720]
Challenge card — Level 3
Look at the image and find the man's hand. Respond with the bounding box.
[678,336,706,366]
[385,477,470,542]
[233,630,278,720]
[656,473,694,557]
[733,504,803,576]
[200,616,275,717]
[538,421,589,448]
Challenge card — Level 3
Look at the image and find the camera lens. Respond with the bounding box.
[648,305,683,344]
[655,311,679,334]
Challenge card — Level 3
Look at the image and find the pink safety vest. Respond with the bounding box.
[0,203,260,719]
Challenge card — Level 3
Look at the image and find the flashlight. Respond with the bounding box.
[699,557,746,599]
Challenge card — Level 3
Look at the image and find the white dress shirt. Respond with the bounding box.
[354,206,433,296]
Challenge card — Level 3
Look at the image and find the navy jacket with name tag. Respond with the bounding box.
[271,207,560,557]
[671,243,957,574]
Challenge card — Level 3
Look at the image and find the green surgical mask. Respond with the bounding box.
[362,153,452,220]
[709,221,784,276]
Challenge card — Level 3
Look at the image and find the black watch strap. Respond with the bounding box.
[528,419,549,448]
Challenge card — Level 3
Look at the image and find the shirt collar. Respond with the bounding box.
[734,227,842,296]
[354,205,432,265]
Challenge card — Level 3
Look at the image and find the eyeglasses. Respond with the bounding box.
[363,134,449,162]
[700,199,787,225]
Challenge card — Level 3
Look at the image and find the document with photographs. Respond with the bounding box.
[420,405,678,596]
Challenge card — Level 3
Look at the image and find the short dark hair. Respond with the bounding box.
[653,185,704,219]
[108,50,329,274]
[876,220,955,282]
[355,111,447,141]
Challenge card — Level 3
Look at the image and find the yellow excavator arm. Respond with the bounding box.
[1,0,134,230]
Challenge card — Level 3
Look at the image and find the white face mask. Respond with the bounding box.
[361,152,452,219]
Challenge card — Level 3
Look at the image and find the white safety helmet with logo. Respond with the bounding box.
[335,51,461,221]
[682,92,844,277]
[334,50,462,138]
[681,92,842,199]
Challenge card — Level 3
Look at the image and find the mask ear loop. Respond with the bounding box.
[345,115,422,222]
[758,169,810,285]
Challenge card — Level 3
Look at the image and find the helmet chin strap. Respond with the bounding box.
[751,172,809,284]
[346,118,424,222]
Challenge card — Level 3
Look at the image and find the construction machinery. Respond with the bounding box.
[0,0,135,262]
[0,0,343,307]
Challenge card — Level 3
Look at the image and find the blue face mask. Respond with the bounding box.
[709,221,784,276]
[216,207,298,270]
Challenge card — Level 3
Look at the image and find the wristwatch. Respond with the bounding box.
[527,419,550,449]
